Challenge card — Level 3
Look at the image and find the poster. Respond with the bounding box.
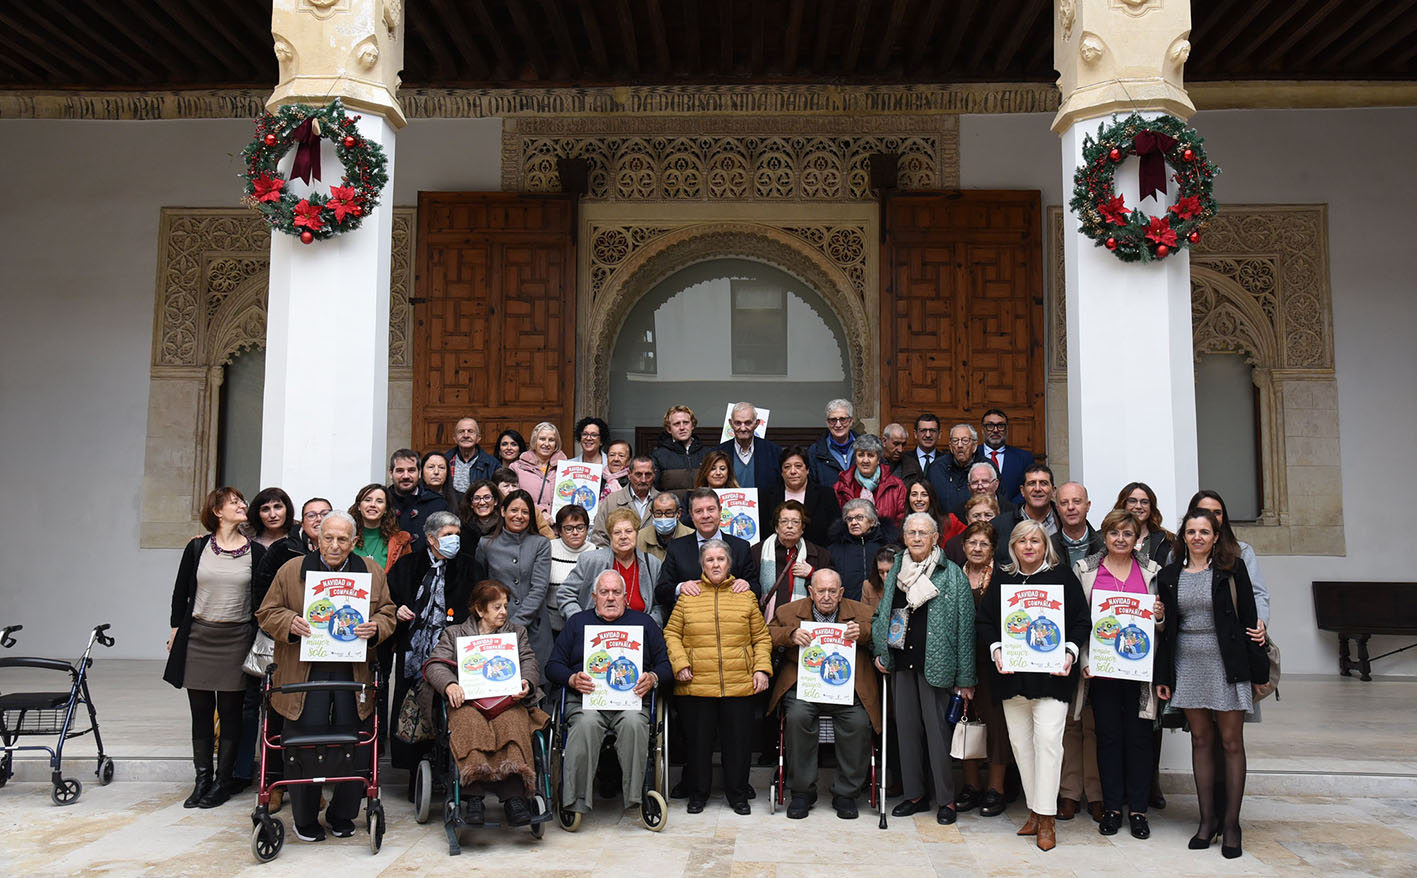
[582,625,644,711]
[1088,590,1156,682]
[300,571,372,662]
[999,583,1067,673]
[715,488,761,545]
[455,632,523,699]
[551,460,604,521]
[795,622,856,706]
[718,404,771,443]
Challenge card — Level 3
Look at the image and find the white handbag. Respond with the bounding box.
[949,703,988,760]
[242,630,275,678]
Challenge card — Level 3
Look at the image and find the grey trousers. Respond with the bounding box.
[560,692,651,811]
[781,691,872,799]
[893,670,955,805]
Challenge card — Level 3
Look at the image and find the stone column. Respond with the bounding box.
[260,0,406,509]
[1054,0,1199,523]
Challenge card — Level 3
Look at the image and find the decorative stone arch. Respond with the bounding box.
[577,221,878,428]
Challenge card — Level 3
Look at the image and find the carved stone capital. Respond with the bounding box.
[1052,0,1195,133]
[268,0,406,127]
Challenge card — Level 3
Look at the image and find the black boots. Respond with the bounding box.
[184,737,214,808]
[197,736,237,808]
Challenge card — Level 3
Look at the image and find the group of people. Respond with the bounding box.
[163,403,1271,857]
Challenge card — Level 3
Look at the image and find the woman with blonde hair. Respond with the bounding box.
[511,421,568,517]
[975,519,1089,852]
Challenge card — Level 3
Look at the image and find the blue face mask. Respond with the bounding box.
[652,516,678,536]
[436,533,461,559]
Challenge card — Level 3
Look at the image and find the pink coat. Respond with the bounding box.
[511,449,568,516]
[834,465,907,526]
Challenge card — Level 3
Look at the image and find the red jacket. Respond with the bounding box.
[834,466,907,526]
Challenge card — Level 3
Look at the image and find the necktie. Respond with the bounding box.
[990,449,1000,469]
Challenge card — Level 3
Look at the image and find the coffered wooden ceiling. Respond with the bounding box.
[2,0,1414,90]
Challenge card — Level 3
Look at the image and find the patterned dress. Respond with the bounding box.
[1172,568,1253,712]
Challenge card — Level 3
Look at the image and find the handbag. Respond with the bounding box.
[1227,575,1281,701]
[395,686,434,744]
[241,630,275,678]
[471,694,517,719]
[949,703,988,760]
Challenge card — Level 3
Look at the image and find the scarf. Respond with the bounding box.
[759,533,807,620]
[601,467,628,499]
[898,546,941,610]
[828,435,854,468]
[856,468,880,492]
[403,559,447,679]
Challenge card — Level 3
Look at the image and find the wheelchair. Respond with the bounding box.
[248,663,386,862]
[411,657,553,855]
[0,624,116,805]
[548,684,669,832]
[767,697,880,816]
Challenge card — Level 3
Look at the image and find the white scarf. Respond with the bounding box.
[899,546,941,610]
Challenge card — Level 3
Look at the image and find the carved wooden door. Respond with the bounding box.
[880,191,1045,455]
[413,193,577,453]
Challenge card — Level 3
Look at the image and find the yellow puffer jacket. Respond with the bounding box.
[664,575,773,698]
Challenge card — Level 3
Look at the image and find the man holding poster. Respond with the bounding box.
[767,570,878,821]
[546,570,672,820]
[1071,510,1165,840]
[257,510,395,842]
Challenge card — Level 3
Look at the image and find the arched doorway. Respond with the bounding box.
[608,257,853,443]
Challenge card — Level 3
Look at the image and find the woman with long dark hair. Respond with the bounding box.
[1113,482,1173,565]
[496,428,528,467]
[247,487,297,548]
[349,482,412,572]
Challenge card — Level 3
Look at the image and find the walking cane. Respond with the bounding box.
[878,670,889,829]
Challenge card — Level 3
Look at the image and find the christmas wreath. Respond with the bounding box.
[1069,113,1219,263]
[240,99,389,244]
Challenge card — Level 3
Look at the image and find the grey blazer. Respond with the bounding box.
[475,528,553,665]
[555,546,664,625]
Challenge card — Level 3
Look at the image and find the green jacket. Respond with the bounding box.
[871,553,977,689]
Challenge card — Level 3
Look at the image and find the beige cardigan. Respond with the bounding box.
[1070,551,1163,721]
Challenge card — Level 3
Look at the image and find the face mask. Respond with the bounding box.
[652,517,678,536]
[436,534,461,559]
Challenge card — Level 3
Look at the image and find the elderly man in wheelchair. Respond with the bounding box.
[546,569,673,829]
[767,568,880,820]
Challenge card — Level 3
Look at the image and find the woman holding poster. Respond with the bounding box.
[975,519,1089,852]
[870,512,975,827]
[421,580,548,828]
[1070,510,1164,839]
[512,422,569,517]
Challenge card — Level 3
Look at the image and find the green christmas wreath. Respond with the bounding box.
[240,99,389,244]
[1069,113,1220,263]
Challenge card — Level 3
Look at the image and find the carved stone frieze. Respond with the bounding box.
[505,115,959,199]
[270,0,406,125]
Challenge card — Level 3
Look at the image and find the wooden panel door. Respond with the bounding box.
[413,193,577,453]
[881,191,1045,455]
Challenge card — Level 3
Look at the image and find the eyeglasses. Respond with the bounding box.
[949,437,974,446]
[1124,498,1152,507]
[916,427,939,435]
[844,514,870,523]
[302,510,330,521]
[560,524,588,534]
[968,479,996,489]
[904,529,935,538]
[827,416,852,424]
[580,432,600,440]
[470,495,496,505]
[982,422,1008,431]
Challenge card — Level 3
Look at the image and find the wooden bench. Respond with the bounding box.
[1312,581,1417,680]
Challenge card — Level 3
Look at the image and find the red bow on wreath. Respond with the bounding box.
[290,117,323,185]
[1133,129,1177,202]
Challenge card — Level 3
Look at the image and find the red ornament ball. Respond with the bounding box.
[263,133,277,146]
[1105,237,1118,251]
[352,205,362,216]
[1182,148,1195,162]
[1155,244,1170,258]
[299,230,314,244]
[343,135,356,148]
[1188,231,1201,244]
[1109,148,1122,162]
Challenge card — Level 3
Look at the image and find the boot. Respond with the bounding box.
[1036,814,1057,852]
[1017,810,1038,836]
[184,737,214,808]
[197,736,237,808]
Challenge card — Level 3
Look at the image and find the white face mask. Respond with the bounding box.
[652,516,678,535]
[436,534,461,559]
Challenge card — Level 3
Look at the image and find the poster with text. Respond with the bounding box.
[795,622,856,706]
[552,460,604,521]
[718,404,771,443]
[583,624,644,711]
[455,632,523,699]
[1088,590,1156,682]
[300,571,372,663]
[715,488,761,545]
[999,583,1066,673]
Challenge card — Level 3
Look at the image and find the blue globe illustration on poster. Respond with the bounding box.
[1115,625,1151,660]
[607,657,639,691]
[327,606,364,642]
[1025,617,1061,652]
[483,655,516,682]
[727,513,756,541]
[820,652,851,686]
[572,485,598,510]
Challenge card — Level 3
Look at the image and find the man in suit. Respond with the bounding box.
[894,413,942,482]
[978,409,1037,506]
[654,488,758,612]
[714,402,783,490]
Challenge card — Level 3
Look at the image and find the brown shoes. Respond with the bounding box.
[1056,797,1078,820]
[1036,814,1057,851]
[1017,811,1039,836]
[1088,801,1104,823]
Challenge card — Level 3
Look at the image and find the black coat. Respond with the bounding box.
[388,485,449,542]
[653,531,758,613]
[974,562,1089,704]
[926,454,974,515]
[826,518,899,603]
[806,432,854,487]
[1155,560,1269,690]
[758,481,843,548]
[384,541,485,655]
[651,432,708,494]
[163,536,267,689]
[252,534,311,610]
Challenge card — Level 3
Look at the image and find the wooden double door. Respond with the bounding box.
[414,191,1043,458]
